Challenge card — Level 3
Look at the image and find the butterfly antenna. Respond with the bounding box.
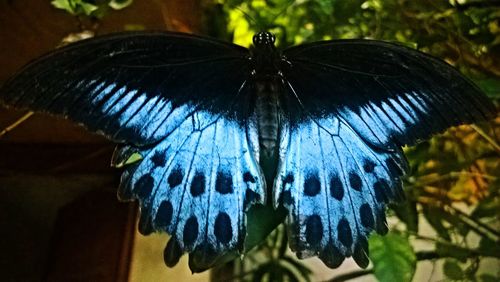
[235,6,264,31]
[270,0,297,26]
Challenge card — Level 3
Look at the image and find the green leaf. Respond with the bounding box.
[50,0,98,16]
[369,232,417,282]
[471,195,500,219]
[422,207,451,240]
[474,77,500,98]
[109,0,133,10]
[480,274,499,282]
[390,200,419,233]
[79,2,98,15]
[443,259,464,280]
[51,0,77,14]
[478,237,500,258]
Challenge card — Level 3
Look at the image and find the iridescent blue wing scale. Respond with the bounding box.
[277,40,495,267]
[0,32,265,270]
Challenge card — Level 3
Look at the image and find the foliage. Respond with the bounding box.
[369,232,416,282]
[51,0,133,18]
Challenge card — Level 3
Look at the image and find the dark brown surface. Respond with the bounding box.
[44,190,137,282]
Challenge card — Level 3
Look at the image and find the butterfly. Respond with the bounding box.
[1,31,495,272]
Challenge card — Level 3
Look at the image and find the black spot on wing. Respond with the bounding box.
[243,172,256,183]
[330,175,344,200]
[363,159,376,173]
[349,172,363,191]
[375,209,389,235]
[374,180,389,203]
[244,188,260,209]
[280,190,293,206]
[215,171,233,194]
[319,241,344,268]
[214,212,232,244]
[156,200,173,228]
[183,216,199,247]
[337,218,353,248]
[283,173,294,184]
[353,237,370,268]
[151,150,166,167]
[359,203,375,229]
[164,238,183,267]
[304,173,321,196]
[190,172,205,197]
[385,157,403,176]
[305,214,323,245]
[168,167,183,188]
[135,174,154,199]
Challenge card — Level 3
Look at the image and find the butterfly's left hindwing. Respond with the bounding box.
[115,110,265,269]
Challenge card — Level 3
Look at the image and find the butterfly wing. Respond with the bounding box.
[282,40,495,147]
[1,31,252,145]
[276,40,495,267]
[1,32,266,270]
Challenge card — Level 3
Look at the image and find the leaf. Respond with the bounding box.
[51,0,77,14]
[478,237,500,258]
[109,0,133,10]
[422,207,451,241]
[50,0,98,16]
[369,232,417,282]
[471,194,500,219]
[474,78,500,98]
[390,199,419,233]
[480,274,499,282]
[443,259,464,280]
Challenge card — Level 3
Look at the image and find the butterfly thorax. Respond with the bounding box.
[250,32,284,185]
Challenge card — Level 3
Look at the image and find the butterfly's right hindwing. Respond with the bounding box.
[275,116,406,268]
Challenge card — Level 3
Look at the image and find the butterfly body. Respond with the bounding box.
[0,31,495,272]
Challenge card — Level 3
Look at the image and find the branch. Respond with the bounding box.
[0,111,33,138]
[326,269,373,282]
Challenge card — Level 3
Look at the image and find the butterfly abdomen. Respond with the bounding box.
[254,76,283,185]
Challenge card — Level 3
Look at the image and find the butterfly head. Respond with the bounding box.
[253,32,276,47]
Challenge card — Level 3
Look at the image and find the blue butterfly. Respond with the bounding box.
[1,31,495,272]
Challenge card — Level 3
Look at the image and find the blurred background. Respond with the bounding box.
[0,0,498,281]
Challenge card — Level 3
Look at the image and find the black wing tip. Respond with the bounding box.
[164,238,184,267]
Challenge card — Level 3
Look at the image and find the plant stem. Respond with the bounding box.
[0,111,33,138]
